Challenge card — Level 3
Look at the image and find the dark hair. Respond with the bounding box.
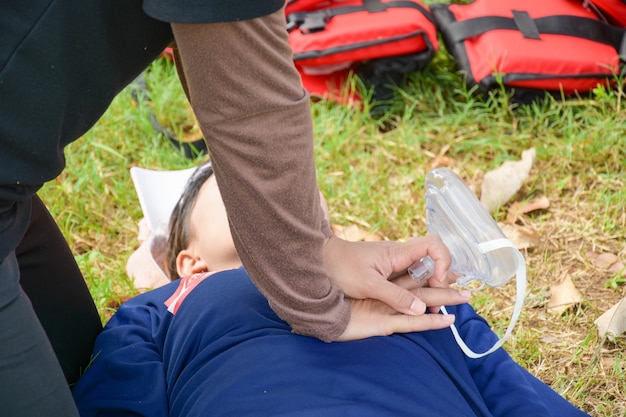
[165,160,214,280]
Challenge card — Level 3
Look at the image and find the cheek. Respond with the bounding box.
[200,217,238,266]
[217,221,238,260]
[214,199,237,259]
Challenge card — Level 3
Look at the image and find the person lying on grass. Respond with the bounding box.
[72,161,590,417]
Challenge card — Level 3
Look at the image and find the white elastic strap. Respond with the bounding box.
[441,238,527,359]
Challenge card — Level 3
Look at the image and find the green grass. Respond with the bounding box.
[39,51,625,415]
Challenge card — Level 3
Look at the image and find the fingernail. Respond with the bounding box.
[443,314,455,325]
[410,299,426,315]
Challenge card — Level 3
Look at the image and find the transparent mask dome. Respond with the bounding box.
[423,168,518,288]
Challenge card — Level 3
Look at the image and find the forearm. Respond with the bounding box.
[171,10,349,341]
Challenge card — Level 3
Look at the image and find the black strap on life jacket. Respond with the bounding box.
[286,0,432,33]
[444,14,626,57]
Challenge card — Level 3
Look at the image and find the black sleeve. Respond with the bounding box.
[143,0,285,24]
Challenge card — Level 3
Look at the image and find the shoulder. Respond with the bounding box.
[166,267,288,332]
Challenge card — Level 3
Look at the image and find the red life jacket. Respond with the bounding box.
[433,0,626,102]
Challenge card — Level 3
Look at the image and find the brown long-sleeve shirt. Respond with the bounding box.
[171,10,350,341]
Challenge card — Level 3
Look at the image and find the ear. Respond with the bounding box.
[176,249,209,277]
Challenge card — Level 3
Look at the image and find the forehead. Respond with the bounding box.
[189,175,222,223]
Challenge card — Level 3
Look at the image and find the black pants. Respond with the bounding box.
[17,195,103,384]
[0,197,91,417]
[0,195,101,417]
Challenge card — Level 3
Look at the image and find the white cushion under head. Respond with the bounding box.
[130,166,196,234]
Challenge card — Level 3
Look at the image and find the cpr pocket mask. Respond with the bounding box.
[408,168,527,359]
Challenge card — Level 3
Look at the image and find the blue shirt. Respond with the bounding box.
[72,267,589,417]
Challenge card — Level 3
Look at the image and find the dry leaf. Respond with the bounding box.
[595,297,626,341]
[498,222,541,250]
[539,334,560,344]
[106,295,134,310]
[332,224,381,242]
[547,273,583,314]
[608,261,625,275]
[427,155,455,170]
[426,144,454,171]
[506,196,550,224]
[480,148,536,213]
[585,251,619,269]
